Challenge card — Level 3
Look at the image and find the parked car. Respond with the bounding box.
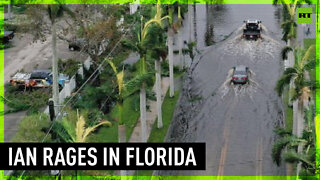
[10,72,31,87]
[231,65,249,84]
[29,70,69,89]
[10,70,69,90]
[68,38,85,51]
[243,20,262,40]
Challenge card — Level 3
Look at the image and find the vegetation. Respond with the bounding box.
[52,111,111,143]
[11,113,51,142]
[6,4,188,176]
[2,84,51,115]
[272,104,317,176]
[58,58,80,77]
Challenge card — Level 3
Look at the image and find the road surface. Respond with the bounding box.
[160,4,287,176]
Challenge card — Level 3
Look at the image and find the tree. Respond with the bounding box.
[272,126,316,176]
[53,111,111,143]
[276,45,317,175]
[167,3,182,97]
[148,25,168,128]
[122,4,169,141]
[25,4,74,115]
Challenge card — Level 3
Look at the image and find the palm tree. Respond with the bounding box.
[53,113,111,143]
[276,45,316,134]
[107,60,126,143]
[166,4,183,98]
[273,0,311,66]
[272,127,316,176]
[148,25,168,128]
[276,45,316,175]
[122,4,169,140]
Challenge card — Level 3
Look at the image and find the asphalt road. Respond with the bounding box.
[160,5,287,176]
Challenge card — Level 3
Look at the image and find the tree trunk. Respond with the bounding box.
[118,124,127,176]
[178,29,183,70]
[188,4,195,43]
[168,28,175,98]
[155,60,163,128]
[296,100,304,176]
[140,83,147,142]
[51,21,60,115]
[8,4,12,19]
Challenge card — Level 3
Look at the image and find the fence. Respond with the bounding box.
[44,57,92,114]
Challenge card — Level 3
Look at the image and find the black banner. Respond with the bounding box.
[0,143,206,170]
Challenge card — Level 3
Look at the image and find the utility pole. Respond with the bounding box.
[51,20,60,115]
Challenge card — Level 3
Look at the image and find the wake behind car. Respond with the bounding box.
[243,20,262,40]
[231,65,249,84]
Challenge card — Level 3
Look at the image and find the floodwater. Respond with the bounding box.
[159,4,287,176]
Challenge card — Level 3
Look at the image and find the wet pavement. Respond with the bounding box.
[160,4,287,176]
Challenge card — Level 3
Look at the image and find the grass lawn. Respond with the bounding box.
[148,90,180,142]
[110,94,140,141]
[136,90,180,176]
[303,38,316,50]
[89,94,140,143]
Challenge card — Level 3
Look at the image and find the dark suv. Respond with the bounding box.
[243,20,262,40]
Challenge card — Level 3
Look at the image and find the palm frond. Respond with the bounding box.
[121,39,139,52]
[276,72,295,96]
[300,45,316,66]
[283,151,315,168]
[52,121,73,142]
[281,46,293,60]
[124,72,154,97]
[75,115,86,142]
[274,127,292,137]
[272,137,291,166]
[303,59,316,71]
[82,120,112,142]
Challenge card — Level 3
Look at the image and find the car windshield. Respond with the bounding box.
[234,70,246,75]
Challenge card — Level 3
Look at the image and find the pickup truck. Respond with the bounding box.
[10,72,31,88]
[10,70,69,89]
[243,20,262,40]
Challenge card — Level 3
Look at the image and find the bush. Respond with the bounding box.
[11,113,51,142]
[3,85,51,114]
[4,23,18,32]
[58,58,80,77]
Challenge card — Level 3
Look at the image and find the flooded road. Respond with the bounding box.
[161,5,287,176]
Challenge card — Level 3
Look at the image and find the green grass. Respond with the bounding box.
[89,94,140,143]
[109,94,140,141]
[87,119,119,143]
[303,38,316,99]
[148,90,180,143]
[303,38,316,50]
[283,87,293,131]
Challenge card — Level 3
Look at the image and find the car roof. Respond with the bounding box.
[246,20,259,23]
[32,69,51,73]
[30,70,51,79]
[234,65,247,71]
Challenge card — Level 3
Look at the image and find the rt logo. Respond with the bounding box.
[297,8,313,23]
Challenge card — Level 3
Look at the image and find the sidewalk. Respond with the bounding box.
[125,77,170,176]
[129,77,170,142]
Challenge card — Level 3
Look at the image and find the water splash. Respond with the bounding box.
[218,68,259,100]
